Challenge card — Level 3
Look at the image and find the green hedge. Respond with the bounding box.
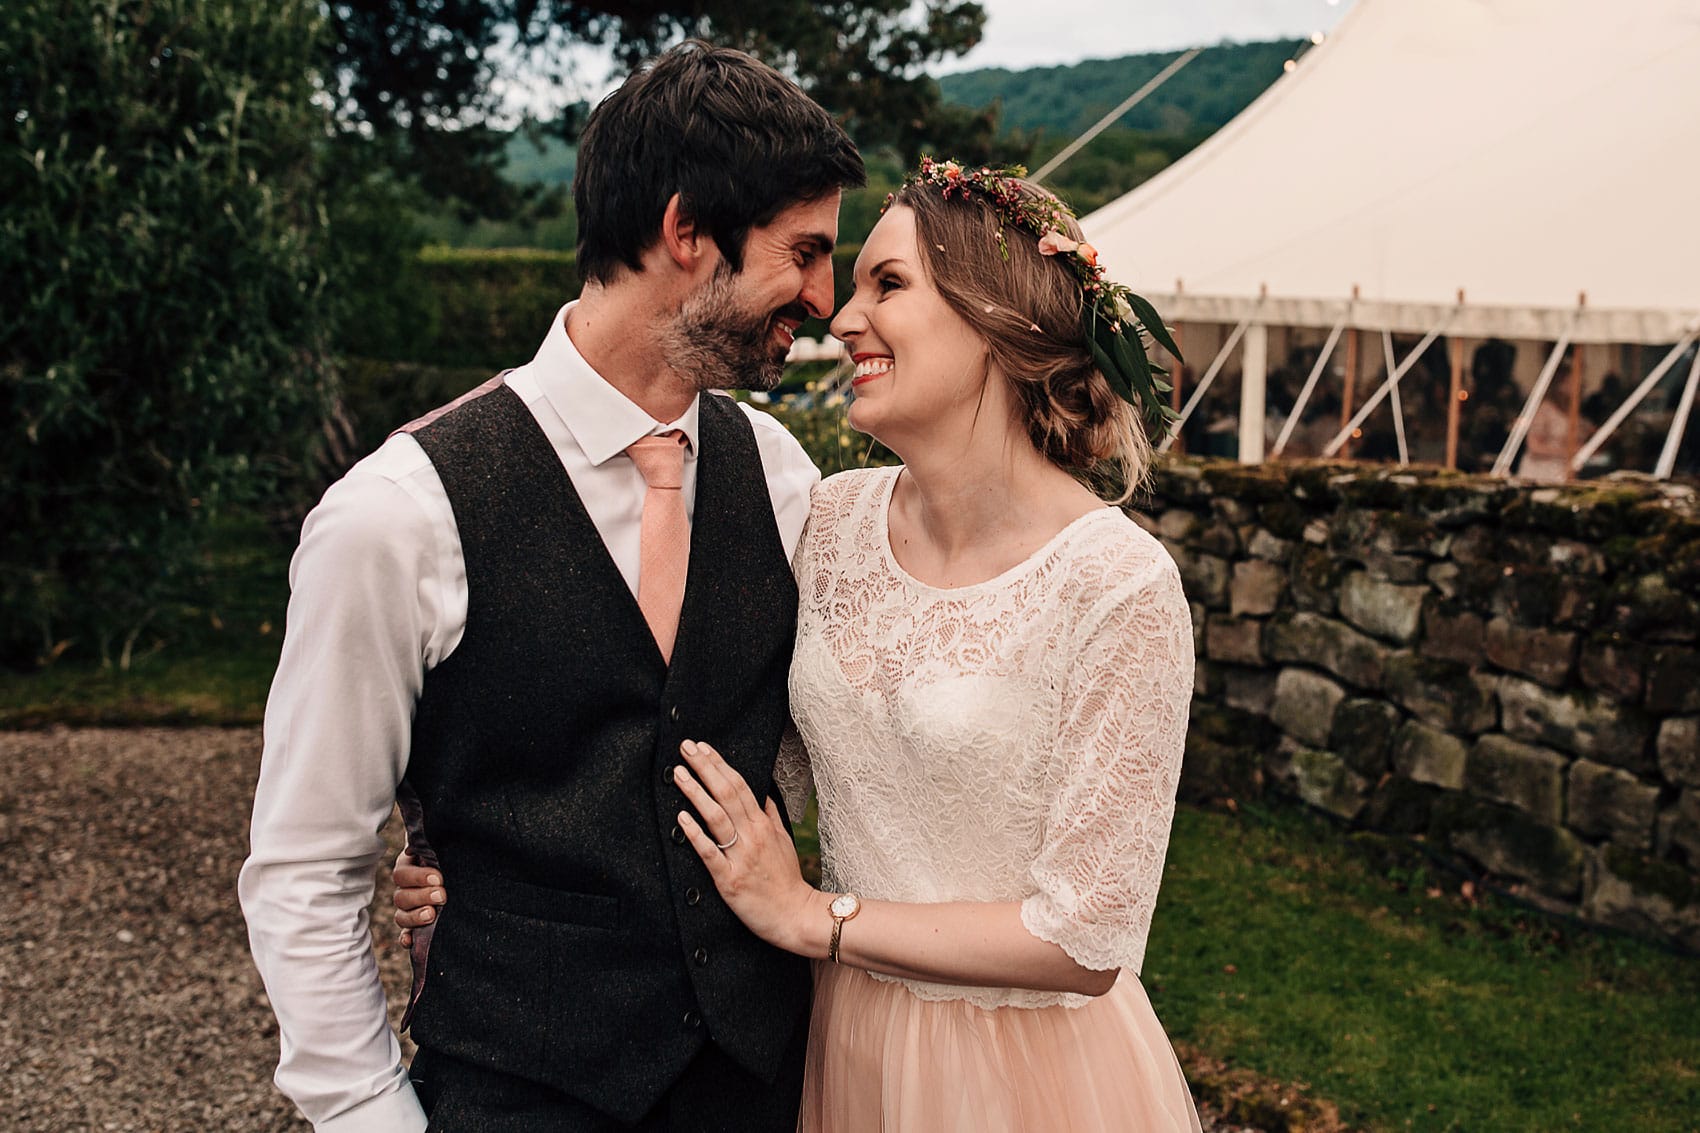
[368,244,864,371]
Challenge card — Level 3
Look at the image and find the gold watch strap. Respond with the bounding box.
[829,915,845,963]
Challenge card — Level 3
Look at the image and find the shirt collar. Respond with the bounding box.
[530,301,701,466]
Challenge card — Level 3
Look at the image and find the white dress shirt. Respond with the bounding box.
[238,303,819,1132]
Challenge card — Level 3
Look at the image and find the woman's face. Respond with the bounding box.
[829,206,994,449]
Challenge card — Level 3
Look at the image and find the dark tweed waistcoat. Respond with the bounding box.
[399,383,808,1122]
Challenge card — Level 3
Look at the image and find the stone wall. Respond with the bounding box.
[1136,459,1700,949]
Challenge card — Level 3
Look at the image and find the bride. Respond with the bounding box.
[398,160,1201,1131]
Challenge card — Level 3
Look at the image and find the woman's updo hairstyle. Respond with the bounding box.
[891,176,1154,501]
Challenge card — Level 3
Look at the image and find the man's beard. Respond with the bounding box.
[658,263,804,393]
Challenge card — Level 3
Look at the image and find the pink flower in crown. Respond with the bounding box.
[1036,231,1076,257]
[1037,231,1101,268]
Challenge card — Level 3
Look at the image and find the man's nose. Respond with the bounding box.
[801,257,836,320]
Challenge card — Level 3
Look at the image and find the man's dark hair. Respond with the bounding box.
[574,41,865,284]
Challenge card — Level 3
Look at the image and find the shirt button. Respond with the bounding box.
[685,887,702,906]
[683,1009,702,1030]
[693,947,709,966]
[671,824,686,845]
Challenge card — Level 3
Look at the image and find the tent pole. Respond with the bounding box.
[1446,289,1465,470]
[1447,337,1465,470]
[1322,310,1458,459]
[1653,347,1700,480]
[1565,298,1587,480]
[1340,285,1361,459]
[1160,314,1254,453]
[1170,279,1186,455]
[1273,313,1348,457]
[1570,325,1700,472]
[1240,319,1268,464]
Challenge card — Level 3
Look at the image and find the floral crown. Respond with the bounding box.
[885,157,1181,427]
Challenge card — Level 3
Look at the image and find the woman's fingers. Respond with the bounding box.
[673,764,738,847]
[678,810,732,877]
[680,739,761,824]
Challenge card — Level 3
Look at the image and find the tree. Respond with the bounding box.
[322,0,1000,207]
[1,0,338,667]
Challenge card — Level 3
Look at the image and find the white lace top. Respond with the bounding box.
[777,467,1194,1010]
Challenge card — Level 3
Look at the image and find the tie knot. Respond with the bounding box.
[627,431,686,490]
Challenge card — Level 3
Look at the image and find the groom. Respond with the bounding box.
[240,42,863,1131]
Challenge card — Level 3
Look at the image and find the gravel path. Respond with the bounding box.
[0,727,1257,1132]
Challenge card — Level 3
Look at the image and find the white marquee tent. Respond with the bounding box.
[1081,0,1700,473]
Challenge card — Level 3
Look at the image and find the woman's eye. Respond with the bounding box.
[876,276,900,294]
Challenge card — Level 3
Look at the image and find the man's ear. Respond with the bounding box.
[659,193,709,271]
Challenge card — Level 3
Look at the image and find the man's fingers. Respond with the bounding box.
[394,863,440,890]
[395,905,436,929]
[394,884,445,912]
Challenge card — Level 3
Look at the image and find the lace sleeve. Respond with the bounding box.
[1019,547,1194,976]
[773,717,814,823]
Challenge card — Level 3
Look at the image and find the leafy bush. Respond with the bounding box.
[0,0,337,667]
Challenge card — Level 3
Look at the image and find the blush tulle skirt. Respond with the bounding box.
[797,962,1203,1132]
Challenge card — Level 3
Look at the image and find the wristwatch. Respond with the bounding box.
[827,893,861,963]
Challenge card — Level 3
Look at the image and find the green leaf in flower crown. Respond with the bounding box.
[1089,334,1134,404]
[1127,292,1183,363]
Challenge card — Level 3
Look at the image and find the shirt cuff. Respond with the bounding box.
[312,1081,428,1133]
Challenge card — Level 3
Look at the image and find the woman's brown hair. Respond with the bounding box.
[891,177,1153,501]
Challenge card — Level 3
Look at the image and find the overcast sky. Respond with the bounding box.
[498,1,1360,118]
[936,0,1357,73]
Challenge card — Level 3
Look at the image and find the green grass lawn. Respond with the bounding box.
[1145,802,1699,1131]
[6,519,1696,1131]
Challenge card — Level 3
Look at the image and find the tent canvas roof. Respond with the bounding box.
[1081,0,1700,345]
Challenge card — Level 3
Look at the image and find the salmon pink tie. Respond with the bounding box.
[626,431,690,662]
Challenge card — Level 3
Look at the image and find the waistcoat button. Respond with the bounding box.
[669,705,681,723]
[670,824,686,845]
[685,887,702,906]
[683,1009,702,1030]
[693,947,709,966]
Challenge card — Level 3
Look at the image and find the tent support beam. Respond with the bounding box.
[1654,347,1700,480]
[1159,314,1255,453]
[1273,315,1348,457]
[1383,331,1411,466]
[1571,324,1700,471]
[1492,311,1581,476]
[1322,310,1457,458]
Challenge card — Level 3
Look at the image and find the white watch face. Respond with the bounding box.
[830,893,860,919]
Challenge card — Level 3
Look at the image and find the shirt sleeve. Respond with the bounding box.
[238,468,439,1132]
[1019,547,1194,977]
[740,401,821,563]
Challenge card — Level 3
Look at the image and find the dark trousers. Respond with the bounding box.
[410,1014,808,1133]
